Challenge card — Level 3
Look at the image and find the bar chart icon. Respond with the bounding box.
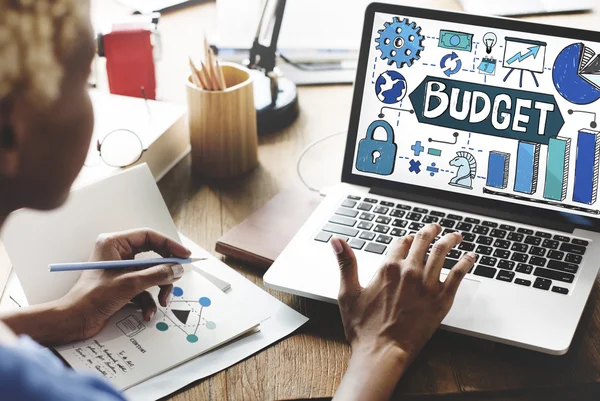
[486,151,510,189]
[543,137,571,201]
[514,141,540,195]
[573,129,600,205]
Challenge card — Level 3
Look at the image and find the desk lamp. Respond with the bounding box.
[246,0,299,133]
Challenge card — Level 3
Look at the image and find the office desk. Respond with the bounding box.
[90,1,600,400]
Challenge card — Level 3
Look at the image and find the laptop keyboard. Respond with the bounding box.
[314,195,591,296]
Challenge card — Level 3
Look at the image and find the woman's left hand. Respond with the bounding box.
[60,228,191,341]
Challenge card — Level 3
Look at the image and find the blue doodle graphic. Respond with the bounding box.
[411,141,425,156]
[449,152,476,190]
[375,17,424,68]
[427,163,440,177]
[553,43,600,105]
[375,71,408,104]
[356,120,397,175]
[440,52,462,77]
[409,159,422,174]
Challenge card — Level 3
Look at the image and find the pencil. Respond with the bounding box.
[207,47,221,90]
[188,57,203,88]
[199,61,215,91]
[49,257,207,272]
[215,59,227,90]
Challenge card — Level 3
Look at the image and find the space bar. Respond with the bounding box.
[424,255,459,269]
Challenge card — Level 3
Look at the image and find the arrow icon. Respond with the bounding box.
[440,52,462,77]
[507,45,541,65]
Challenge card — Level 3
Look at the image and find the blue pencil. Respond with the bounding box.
[49,257,206,272]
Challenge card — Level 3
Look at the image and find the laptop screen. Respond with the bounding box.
[349,8,600,220]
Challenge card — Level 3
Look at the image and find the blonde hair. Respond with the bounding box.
[0,0,90,106]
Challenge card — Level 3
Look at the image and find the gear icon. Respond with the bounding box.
[375,17,425,68]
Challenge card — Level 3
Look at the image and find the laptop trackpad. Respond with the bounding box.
[442,277,481,325]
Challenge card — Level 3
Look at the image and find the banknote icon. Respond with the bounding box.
[439,30,473,52]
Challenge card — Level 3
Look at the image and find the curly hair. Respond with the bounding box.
[0,0,90,106]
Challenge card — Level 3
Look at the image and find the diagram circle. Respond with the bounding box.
[205,321,217,330]
[199,297,211,307]
[156,322,169,331]
[186,334,199,343]
[375,70,408,104]
[172,287,184,297]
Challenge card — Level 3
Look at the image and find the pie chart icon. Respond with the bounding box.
[553,43,600,105]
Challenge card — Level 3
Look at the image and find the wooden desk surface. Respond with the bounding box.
[91,1,600,400]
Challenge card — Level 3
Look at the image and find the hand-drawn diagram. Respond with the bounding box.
[440,52,462,76]
[449,151,476,189]
[544,137,571,201]
[375,17,424,68]
[429,132,459,145]
[375,71,408,104]
[116,315,146,338]
[553,43,600,105]
[439,30,473,52]
[356,120,397,175]
[503,37,547,88]
[486,151,510,189]
[568,109,598,129]
[409,159,421,174]
[514,141,541,195]
[573,129,600,205]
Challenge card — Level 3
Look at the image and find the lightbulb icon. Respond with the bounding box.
[483,32,497,54]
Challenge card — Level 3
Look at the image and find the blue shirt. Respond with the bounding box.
[0,336,125,401]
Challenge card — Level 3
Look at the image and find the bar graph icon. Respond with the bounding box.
[514,141,540,195]
[543,137,571,201]
[573,129,600,205]
[486,151,510,189]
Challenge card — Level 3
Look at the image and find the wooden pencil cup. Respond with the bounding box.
[186,63,259,178]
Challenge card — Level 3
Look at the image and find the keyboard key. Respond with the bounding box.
[336,207,358,218]
[518,228,534,235]
[448,249,462,259]
[390,228,407,237]
[516,263,533,274]
[482,221,498,228]
[458,242,476,251]
[494,239,510,249]
[374,206,390,215]
[535,231,552,239]
[500,224,516,231]
[533,277,552,291]
[511,243,528,253]
[547,250,564,260]
[447,214,463,221]
[490,229,507,239]
[547,260,579,274]
[572,239,589,246]
[380,201,395,207]
[409,222,425,231]
[462,233,476,242]
[511,252,528,262]
[498,260,515,270]
[476,236,493,245]
[542,239,559,249]
[422,215,439,224]
[476,245,493,255]
[442,230,457,237]
[529,247,546,257]
[376,216,391,225]
[329,215,357,227]
[374,225,390,234]
[359,213,375,221]
[347,195,361,200]
[359,231,376,241]
[323,224,359,237]
[390,209,405,218]
[314,231,332,242]
[525,236,541,246]
[554,235,570,242]
[396,204,411,210]
[430,211,445,217]
[496,270,515,282]
[414,207,428,214]
[480,256,497,267]
[341,199,357,208]
[349,239,365,250]
[406,213,422,221]
[332,235,350,242]
[456,222,473,231]
[515,278,532,287]
[439,219,456,228]
[529,256,547,267]
[552,286,569,295]
[364,198,378,204]
[534,268,575,283]
[365,242,386,254]
[465,217,480,224]
[507,232,524,242]
[392,219,408,228]
[493,249,510,259]
[357,203,373,211]
[357,222,373,230]
[473,226,489,235]
[559,243,586,255]
[474,265,497,278]
[565,253,582,264]
[376,235,393,244]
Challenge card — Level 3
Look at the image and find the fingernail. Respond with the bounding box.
[330,238,344,255]
[150,310,155,320]
[467,252,477,259]
[171,264,184,279]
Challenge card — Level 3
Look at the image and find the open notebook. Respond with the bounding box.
[1,164,262,390]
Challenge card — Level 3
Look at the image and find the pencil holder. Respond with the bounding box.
[186,62,259,178]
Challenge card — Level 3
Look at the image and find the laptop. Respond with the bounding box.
[264,3,600,355]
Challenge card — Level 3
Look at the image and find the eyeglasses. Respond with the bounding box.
[84,129,146,168]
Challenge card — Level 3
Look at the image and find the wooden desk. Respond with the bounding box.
[90,1,600,400]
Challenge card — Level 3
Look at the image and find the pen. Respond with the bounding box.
[49,257,206,272]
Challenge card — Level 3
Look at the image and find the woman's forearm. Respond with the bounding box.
[334,343,409,401]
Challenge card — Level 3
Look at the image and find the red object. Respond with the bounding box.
[102,29,156,99]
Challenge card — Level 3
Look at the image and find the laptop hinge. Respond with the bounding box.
[370,186,576,233]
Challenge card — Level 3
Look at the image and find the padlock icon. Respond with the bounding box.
[356,120,397,175]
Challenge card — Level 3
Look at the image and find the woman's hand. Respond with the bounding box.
[331,224,476,401]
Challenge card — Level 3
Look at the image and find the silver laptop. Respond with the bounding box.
[264,3,600,355]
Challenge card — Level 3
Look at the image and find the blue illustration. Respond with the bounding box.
[427,163,439,177]
[440,52,462,77]
[375,17,424,68]
[375,71,408,104]
[410,140,424,156]
[356,120,397,175]
[409,159,422,174]
[449,152,476,190]
[553,43,600,105]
